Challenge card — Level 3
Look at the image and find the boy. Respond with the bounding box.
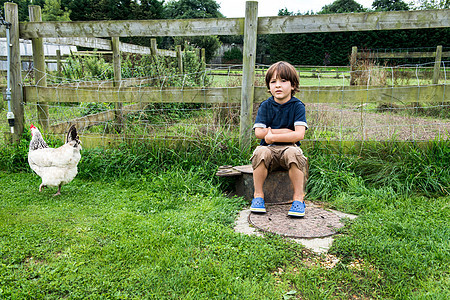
[250,61,308,217]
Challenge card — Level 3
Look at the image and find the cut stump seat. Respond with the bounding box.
[220,164,353,243]
[216,164,295,205]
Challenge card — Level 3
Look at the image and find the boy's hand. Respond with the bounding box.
[265,127,275,144]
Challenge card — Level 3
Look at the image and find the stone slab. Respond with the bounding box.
[234,205,357,254]
[248,204,344,238]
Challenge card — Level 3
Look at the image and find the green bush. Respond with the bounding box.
[223,47,243,64]
[61,53,113,81]
[79,102,114,116]
[58,47,210,88]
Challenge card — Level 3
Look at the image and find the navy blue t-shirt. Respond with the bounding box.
[253,96,308,146]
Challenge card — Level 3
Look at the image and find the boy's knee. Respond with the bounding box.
[282,147,308,171]
[251,146,272,170]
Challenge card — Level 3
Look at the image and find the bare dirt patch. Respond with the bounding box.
[307,103,450,141]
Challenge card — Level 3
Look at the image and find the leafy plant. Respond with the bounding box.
[223,47,243,64]
[61,53,113,81]
[80,102,114,116]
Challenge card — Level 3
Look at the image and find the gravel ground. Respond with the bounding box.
[307,103,450,141]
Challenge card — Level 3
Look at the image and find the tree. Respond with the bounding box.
[408,0,449,9]
[130,0,165,20]
[164,0,223,63]
[61,0,103,21]
[319,0,367,14]
[61,0,165,21]
[277,8,302,16]
[164,0,223,19]
[408,0,448,9]
[372,0,410,10]
[42,0,71,21]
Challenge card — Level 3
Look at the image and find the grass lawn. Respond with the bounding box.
[0,171,293,299]
[1,140,449,299]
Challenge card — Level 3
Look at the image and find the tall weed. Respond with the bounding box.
[353,140,449,196]
[1,130,448,199]
[304,140,449,202]
[77,128,249,183]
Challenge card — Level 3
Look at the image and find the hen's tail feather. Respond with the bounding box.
[66,125,80,147]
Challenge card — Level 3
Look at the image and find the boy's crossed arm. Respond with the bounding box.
[255,126,306,144]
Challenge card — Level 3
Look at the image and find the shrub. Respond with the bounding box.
[223,47,243,64]
[61,53,113,81]
[58,47,209,88]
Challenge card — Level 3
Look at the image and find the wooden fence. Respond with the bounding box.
[350,45,448,85]
[1,1,449,149]
[0,38,202,79]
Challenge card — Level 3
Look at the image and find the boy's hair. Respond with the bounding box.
[265,61,300,96]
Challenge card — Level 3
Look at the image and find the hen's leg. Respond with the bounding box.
[39,184,46,192]
[53,185,62,196]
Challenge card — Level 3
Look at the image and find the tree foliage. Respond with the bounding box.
[164,0,223,19]
[131,0,165,20]
[0,0,165,21]
[61,0,165,46]
[42,0,71,21]
[319,0,366,14]
[408,0,450,9]
[222,47,242,63]
[372,0,410,10]
[164,0,223,63]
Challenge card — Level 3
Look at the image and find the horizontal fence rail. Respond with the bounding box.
[23,85,450,104]
[14,19,245,38]
[357,51,450,59]
[0,10,447,39]
[257,10,450,34]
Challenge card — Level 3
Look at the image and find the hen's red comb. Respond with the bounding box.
[30,124,36,130]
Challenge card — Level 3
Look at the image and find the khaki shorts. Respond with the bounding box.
[251,145,308,176]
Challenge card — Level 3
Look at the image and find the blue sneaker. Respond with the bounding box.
[250,197,266,213]
[288,200,305,217]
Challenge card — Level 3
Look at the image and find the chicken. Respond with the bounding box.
[28,124,82,196]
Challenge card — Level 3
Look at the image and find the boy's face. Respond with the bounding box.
[269,71,294,103]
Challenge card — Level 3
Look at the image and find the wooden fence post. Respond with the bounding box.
[350,46,358,86]
[150,38,162,78]
[150,38,157,56]
[29,5,49,131]
[56,49,62,78]
[239,1,258,151]
[176,45,183,74]
[432,45,443,85]
[196,48,201,62]
[5,2,23,143]
[201,48,205,64]
[112,37,123,131]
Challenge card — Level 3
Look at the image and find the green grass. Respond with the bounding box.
[0,172,295,299]
[0,139,449,299]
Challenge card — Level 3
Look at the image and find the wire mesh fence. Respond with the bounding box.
[1,61,449,147]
